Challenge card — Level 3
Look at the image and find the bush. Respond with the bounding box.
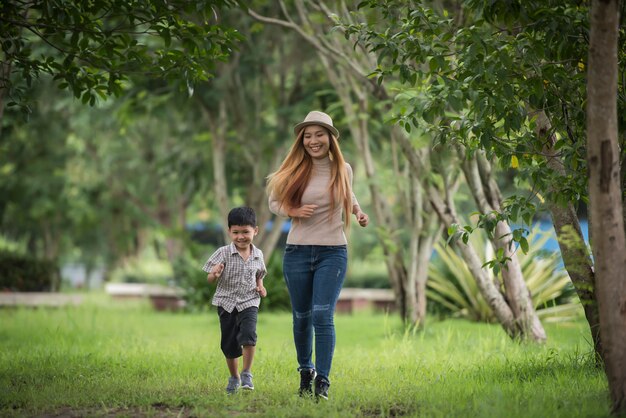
[260,251,291,312]
[427,227,582,323]
[173,251,216,312]
[343,248,391,289]
[344,258,389,289]
[109,257,174,285]
[0,251,59,291]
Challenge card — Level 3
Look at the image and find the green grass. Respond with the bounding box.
[0,294,610,417]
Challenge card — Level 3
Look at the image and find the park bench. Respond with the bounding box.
[336,288,395,313]
[104,283,186,311]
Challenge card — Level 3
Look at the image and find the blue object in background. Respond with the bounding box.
[532,219,589,252]
[265,219,292,233]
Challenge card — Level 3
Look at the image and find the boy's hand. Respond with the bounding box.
[207,263,225,283]
[256,284,267,298]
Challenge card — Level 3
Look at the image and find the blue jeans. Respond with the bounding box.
[282,244,348,381]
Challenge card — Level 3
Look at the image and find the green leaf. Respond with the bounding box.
[519,237,529,254]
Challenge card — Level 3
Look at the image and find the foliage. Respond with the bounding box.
[0,234,27,255]
[0,0,245,113]
[1,3,334,279]
[0,82,110,264]
[0,250,59,291]
[428,227,581,323]
[344,257,390,289]
[0,301,608,417]
[259,251,291,312]
[172,249,216,312]
[343,0,625,241]
[109,256,174,286]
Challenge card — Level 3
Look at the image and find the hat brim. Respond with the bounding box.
[294,122,340,139]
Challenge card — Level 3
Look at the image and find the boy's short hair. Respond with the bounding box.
[228,207,257,228]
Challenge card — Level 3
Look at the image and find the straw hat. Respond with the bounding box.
[293,111,340,139]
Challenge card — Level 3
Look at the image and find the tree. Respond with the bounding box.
[336,1,546,341]
[587,0,626,413]
[0,0,244,127]
[249,0,444,328]
[346,0,626,345]
[192,3,330,261]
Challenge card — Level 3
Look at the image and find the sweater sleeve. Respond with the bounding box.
[346,163,359,208]
[268,192,289,217]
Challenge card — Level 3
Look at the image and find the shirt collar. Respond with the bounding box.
[228,242,261,259]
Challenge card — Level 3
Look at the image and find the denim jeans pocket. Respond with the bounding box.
[284,244,299,254]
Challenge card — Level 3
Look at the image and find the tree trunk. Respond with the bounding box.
[493,221,546,342]
[533,109,603,360]
[394,128,523,337]
[209,102,230,245]
[393,128,439,326]
[427,184,519,337]
[0,73,7,135]
[458,147,546,342]
[453,146,544,341]
[413,212,440,326]
[477,152,546,342]
[587,0,626,413]
[348,89,409,319]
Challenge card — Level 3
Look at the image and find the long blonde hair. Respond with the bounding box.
[266,128,352,229]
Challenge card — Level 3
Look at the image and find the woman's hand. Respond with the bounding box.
[354,209,369,227]
[288,204,319,218]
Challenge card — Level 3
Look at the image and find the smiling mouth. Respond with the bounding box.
[309,145,321,152]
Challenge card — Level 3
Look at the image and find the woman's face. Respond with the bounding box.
[302,125,330,159]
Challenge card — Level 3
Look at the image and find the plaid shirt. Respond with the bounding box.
[202,243,267,313]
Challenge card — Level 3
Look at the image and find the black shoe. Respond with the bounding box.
[314,376,330,400]
[299,368,316,396]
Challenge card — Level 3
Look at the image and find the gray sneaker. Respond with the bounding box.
[241,371,254,390]
[226,376,240,394]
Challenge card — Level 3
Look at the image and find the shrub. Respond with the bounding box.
[344,258,390,289]
[260,251,291,312]
[109,257,174,285]
[173,251,216,312]
[427,227,581,323]
[0,251,59,291]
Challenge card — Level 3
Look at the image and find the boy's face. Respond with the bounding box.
[228,224,258,251]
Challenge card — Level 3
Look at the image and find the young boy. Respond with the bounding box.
[202,207,267,394]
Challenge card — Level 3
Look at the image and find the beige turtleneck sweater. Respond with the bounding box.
[269,156,359,245]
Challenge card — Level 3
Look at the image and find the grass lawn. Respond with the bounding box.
[0,294,609,417]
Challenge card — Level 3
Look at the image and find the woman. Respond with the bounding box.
[266,110,369,400]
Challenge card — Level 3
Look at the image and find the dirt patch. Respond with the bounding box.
[34,404,197,418]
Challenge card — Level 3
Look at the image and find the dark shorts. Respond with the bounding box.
[217,306,258,358]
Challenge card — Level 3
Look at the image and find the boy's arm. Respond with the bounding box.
[202,248,225,284]
[207,264,225,283]
[255,266,267,297]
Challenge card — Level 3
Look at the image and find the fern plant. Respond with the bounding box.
[427,226,582,323]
